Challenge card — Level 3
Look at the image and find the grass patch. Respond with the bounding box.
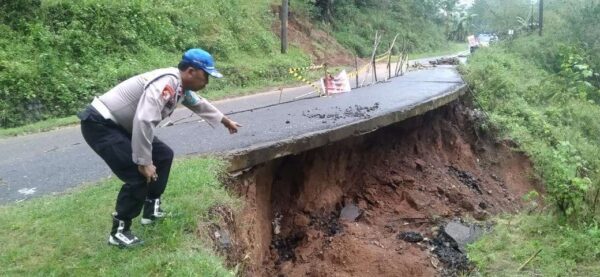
[462,43,600,220]
[462,22,600,275]
[0,115,79,138]
[0,157,239,276]
[410,42,468,60]
[0,0,311,128]
[468,214,600,276]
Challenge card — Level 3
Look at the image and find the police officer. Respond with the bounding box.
[78,48,241,247]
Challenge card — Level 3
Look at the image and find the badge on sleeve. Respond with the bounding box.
[161,84,175,100]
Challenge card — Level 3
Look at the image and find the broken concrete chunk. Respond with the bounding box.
[443,221,483,252]
[340,204,361,221]
[215,229,232,249]
[397,231,424,243]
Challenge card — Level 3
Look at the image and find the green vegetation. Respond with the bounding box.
[0,115,79,138]
[470,0,536,34]
[0,0,310,128]
[468,214,600,276]
[293,0,452,57]
[463,0,600,275]
[409,42,467,60]
[1,0,472,129]
[0,157,238,276]
[463,43,600,221]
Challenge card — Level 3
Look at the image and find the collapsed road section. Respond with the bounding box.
[217,101,541,276]
[224,67,466,172]
[202,67,542,275]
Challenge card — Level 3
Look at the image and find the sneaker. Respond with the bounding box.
[108,214,143,247]
[141,198,166,225]
[108,231,143,247]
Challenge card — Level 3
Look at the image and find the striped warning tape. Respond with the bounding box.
[288,65,324,94]
[288,64,324,73]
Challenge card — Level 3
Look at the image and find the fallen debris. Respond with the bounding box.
[214,229,232,250]
[448,166,483,194]
[429,57,460,66]
[271,231,306,262]
[339,203,361,222]
[302,103,380,123]
[397,231,424,243]
[443,220,484,252]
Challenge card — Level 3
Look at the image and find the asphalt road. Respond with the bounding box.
[0,61,465,204]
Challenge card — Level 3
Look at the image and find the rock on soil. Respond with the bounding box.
[442,220,485,252]
[397,231,424,243]
[339,203,361,222]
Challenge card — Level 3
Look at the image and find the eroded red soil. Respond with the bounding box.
[228,101,541,276]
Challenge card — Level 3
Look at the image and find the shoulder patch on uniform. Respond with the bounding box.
[161,84,175,100]
[182,90,201,106]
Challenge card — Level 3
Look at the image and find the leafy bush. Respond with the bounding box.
[0,0,310,127]
[293,0,447,57]
[463,42,600,222]
[468,214,600,276]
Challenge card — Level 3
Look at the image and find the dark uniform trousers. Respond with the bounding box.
[78,106,173,221]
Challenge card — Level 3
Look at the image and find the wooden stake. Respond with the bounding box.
[354,55,359,88]
[396,38,407,76]
[517,249,542,272]
[387,42,392,80]
[278,87,283,103]
[361,31,381,87]
[323,63,328,96]
[401,52,408,76]
[394,38,404,77]
[386,34,399,80]
[394,52,402,77]
[280,0,288,54]
[372,55,378,83]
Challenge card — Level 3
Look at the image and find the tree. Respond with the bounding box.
[470,0,531,33]
[448,12,477,41]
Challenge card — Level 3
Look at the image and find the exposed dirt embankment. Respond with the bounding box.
[270,6,355,66]
[217,101,542,276]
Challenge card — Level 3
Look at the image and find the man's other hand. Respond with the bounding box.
[138,164,157,184]
[221,117,242,134]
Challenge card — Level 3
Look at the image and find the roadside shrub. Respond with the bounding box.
[463,43,600,222]
[464,1,600,274]
[0,0,309,127]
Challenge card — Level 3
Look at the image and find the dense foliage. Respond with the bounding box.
[464,0,600,221]
[1,0,468,128]
[0,0,310,127]
[295,0,459,56]
[464,1,600,274]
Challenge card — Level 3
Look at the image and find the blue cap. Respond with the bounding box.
[181,48,223,78]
